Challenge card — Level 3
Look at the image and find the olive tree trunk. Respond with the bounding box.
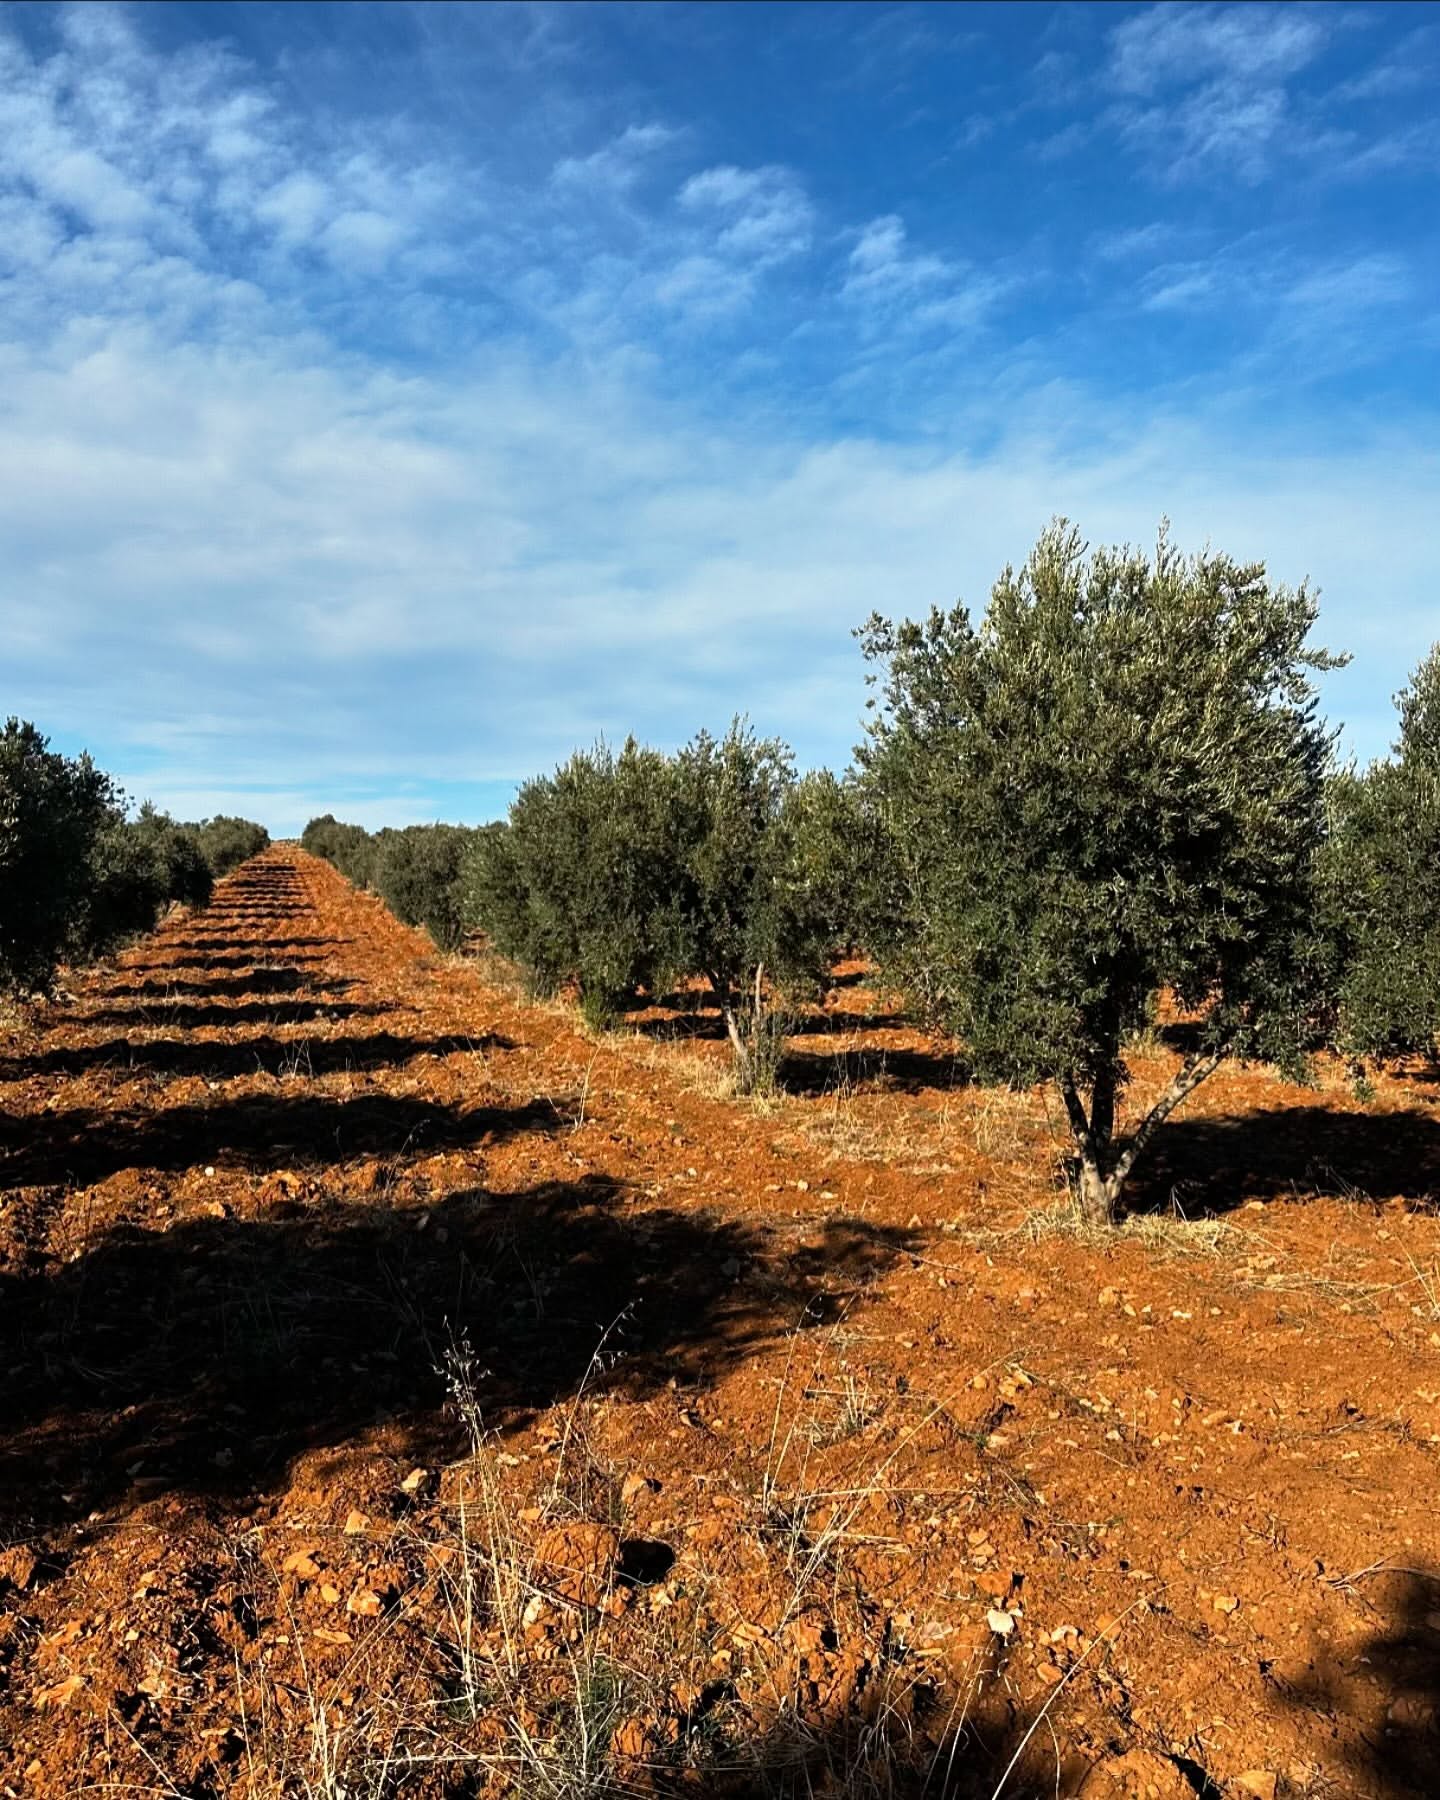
[1061,1046,1227,1225]
[712,964,769,1093]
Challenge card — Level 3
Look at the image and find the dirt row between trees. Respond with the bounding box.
[1,848,1438,1797]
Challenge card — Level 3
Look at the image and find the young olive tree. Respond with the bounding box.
[1397,642,1440,773]
[670,724,854,1091]
[1321,645,1440,1067]
[185,815,270,876]
[302,815,378,888]
[0,719,118,994]
[460,740,686,1022]
[858,521,1339,1223]
[372,823,475,952]
[462,727,855,1082]
[74,802,213,960]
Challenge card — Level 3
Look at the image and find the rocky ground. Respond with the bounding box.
[1,848,1437,1798]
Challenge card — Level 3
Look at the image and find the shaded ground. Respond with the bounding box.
[2,851,1438,1798]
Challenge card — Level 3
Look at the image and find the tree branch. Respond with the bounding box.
[1111,1046,1227,1188]
[1058,1073,1091,1151]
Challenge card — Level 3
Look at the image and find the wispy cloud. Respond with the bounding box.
[551,122,676,196]
[677,164,813,266]
[1101,3,1353,185]
[842,214,1006,334]
[1108,5,1330,96]
[1,1,1436,830]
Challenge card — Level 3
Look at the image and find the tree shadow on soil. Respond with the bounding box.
[100,970,356,1000]
[625,1009,971,1098]
[0,1089,554,1187]
[127,937,346,961]
[76,997,402,1030]
[1129,1105,1440,1214]
[117,950,340,979]
[779,1042,972,1099]
[1279,1566,1440,1799]
[0,1030,511,1086]
[0,1173,919,1537]
[687,1683,1052,1798]
[623,1005,910,1044]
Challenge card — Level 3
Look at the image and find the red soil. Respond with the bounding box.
[1,849,1437,1797]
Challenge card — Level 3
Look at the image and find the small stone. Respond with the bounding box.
[534,1522,621,1607]
[1213,1594,1240,1615]
[621,1473,660,1508]
[0,1546,39,1590]
[986,1608,1016,1637]
[1233,1774,1277,1800]
[612,1716,651,1760]
[399,1467,427,1493]
[343,1510,369,1535]
[35,1674,85,1710]
[346,1589,383,1617]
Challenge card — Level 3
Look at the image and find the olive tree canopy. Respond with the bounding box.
[857,521,1340,1222]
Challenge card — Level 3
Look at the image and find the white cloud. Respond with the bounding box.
[1100,4,1388,185]
[678,164,812,265]
[6,305,1434,834]
[1092,220,1180,262]
[843,214,1005,334]
[254,172,330,246]
[0,1,1435,839]
[1109,5,1328,96]
[552,122,675,195]
[321,207,408,272]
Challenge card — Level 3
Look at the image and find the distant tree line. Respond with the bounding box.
[0,717,269,996]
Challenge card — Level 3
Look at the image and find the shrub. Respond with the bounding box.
[1322,645,1440,1067]
[667,725,854,1090]
[464,726,855,1087]
[302,815,378,888]
[0,719,118,994]
[74,803,213,960]
[458,820,533,969]
[460,741,688,1019]
[301,813,342,859]
[185,815,270,876]
[372,823,474,951]
[857,520,1339,1222]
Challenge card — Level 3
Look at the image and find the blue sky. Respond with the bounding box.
[2,1,1437,833]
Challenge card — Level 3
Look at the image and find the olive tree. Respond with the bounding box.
[858,521,1339,1223]
[460,740,687,1023]
[1322,645,1440,1067]
[372,823,475,952]
[669,724,854,1090]
[185,815,270,876]
[1397,642,1440,773]
[302,815,378,888]
[74,802,213,959]
[0,719,117,994]
[462,725,856,1085]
